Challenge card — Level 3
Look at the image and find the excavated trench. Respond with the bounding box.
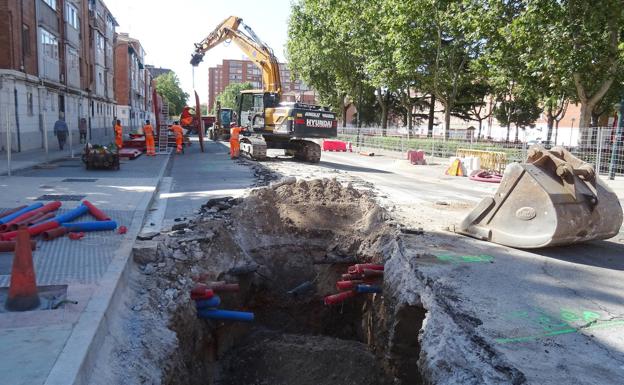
[155,179,427,385]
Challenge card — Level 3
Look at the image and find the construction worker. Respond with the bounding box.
[114,119,123,149]
[170,121,184,154]
[229,125,243,159]
[180,106,194,126]
[143,119,155,156]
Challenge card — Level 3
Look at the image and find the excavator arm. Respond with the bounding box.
[190,16,282,94]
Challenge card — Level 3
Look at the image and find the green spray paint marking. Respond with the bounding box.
[435,254,494,263]
[495,320,624,344]
[497,307,622,344]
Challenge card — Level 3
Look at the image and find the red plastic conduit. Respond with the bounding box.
[190,285,215,300]
[42,227,68,241]
[336,280,363,290]
[348,264,384,274]
[324,290,357,305]
[210,283,240,292]
[362,269,384,278]
[82,200,111,221]
[0,240,36,252]
[28,212,55,226]
[0,201,61,232]
[1,221,59,241]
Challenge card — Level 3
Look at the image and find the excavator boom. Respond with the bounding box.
[191,16,281,94]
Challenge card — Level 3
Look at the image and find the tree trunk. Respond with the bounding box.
[444,100,451,140]
[342,103,348,128]
[428,94,435,138]
[376,88,388,136]
[477,119,483,141]
[515,124,520,142]
[546,104,554,144]
[506,122,511,142]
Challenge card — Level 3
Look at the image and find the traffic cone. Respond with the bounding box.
[5,226,40,311]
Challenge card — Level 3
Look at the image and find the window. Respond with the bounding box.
[43,0,56,10]
[229,74,242,81]
[65,3,79,29]
[22,24,30,56]
[27,92,33,116]
[40,28,59,60]
[96,33,104,51]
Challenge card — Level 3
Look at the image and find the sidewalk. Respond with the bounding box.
[0,150,171,385]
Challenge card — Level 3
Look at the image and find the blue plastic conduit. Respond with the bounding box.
[197,309,254,322]
[60,220,117,232]
[54,204,89,224]
[195,295,221,309]
[355,284,382,294]
[0,203,44,224]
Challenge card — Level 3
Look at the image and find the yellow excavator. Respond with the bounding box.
[190,16,337,162]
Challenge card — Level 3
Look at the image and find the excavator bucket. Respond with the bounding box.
[458,145,623,248]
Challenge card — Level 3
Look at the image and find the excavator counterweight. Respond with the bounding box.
[458,145,623,248]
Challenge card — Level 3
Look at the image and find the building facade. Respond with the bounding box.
[0,0,118,153]
[114,32,154,132]
[207,59,315,111]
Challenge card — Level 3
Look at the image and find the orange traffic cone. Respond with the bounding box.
[5,226,39,311]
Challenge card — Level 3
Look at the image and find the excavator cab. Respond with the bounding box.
[237,90,279,132]
[458,145,623,248]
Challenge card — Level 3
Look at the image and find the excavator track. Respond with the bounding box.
[291,140,321,163]
[240,136,267,160]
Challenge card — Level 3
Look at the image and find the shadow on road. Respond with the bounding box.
[316,160,392,174]
[530,240,624,271]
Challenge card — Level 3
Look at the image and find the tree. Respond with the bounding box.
[154,72,189,116]
[494,91,542,142]
[199,103,208,116]
[216,82,254,110]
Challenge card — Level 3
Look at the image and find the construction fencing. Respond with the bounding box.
[338,126,624,179]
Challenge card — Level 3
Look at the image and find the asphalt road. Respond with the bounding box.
[259,148,624,385]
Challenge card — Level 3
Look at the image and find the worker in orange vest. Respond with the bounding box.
[230,125,243,159]
[114,119,123,149]
[180,106,193,126]
[170,121,184,154]
[143,120,155,156]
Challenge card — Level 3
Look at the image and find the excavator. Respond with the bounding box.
[190,16,337,162]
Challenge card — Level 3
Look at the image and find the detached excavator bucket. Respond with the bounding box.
[458,145,623,248]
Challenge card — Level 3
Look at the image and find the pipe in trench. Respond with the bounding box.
[42,227,67,241]
[60,220,117,232]
[53,204,89,224]
[0,240,36,252]
[195,295,221,309]
[362,269,384,278]
[355,284,382,294]
[210,283,240,293]
[336,280,363,290]
[347,264,384,274]
[191,286,215,300]
[324,290,357,305]
[197,309,254,322]
[81,200,111,221]
[0,203,44,224]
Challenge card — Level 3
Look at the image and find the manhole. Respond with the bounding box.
[62,178,98,182]
[35,194,86,201]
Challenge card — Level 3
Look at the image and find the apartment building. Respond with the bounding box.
[0,0,117,153]
[207,59,315,110]
[114,33,154,132]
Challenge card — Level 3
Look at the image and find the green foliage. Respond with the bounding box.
[154,72,189,116]
[216,82,254,110]
[199,103,208,116]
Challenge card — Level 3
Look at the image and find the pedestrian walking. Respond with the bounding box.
[79,117,87,144]
[114,119,123,149]
[143,120,155,156]
[170,121,184,154]
[53,114,69,150]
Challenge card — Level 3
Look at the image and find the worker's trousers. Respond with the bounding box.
[115,135,123,149]
[230,138,240,159]
[145,135,155,156]
[176,137,183,154]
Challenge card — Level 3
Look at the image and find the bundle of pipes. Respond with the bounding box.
[190,281,253,322]
[324,263,384,305]
[0,200,116,241]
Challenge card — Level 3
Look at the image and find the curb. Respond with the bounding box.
[43,152,172,385]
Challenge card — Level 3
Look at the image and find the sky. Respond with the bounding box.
[103,0,293,104]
